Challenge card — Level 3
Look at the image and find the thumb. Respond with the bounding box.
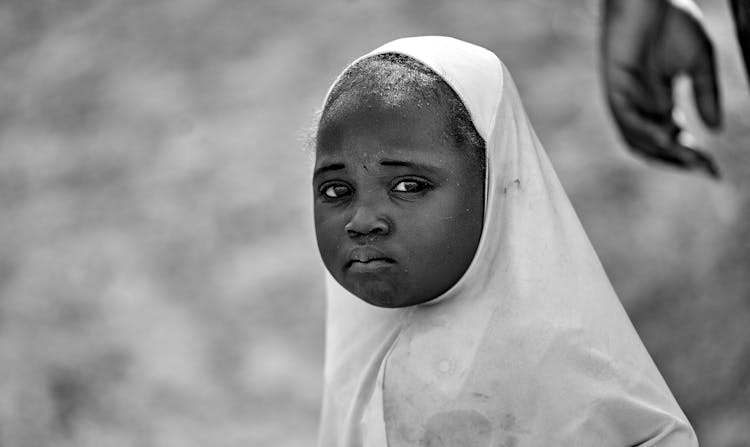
[690,40,722,129]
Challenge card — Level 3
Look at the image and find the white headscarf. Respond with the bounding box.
[316,36,697,447]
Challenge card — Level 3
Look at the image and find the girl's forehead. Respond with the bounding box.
[322,88,451,133]
[318,96,451,150]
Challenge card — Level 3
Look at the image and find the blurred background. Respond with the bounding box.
[0,0,748,445]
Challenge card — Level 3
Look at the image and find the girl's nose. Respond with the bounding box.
[345,206,391,237]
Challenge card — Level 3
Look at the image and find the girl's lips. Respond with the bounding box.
[346,247,395,267]
[347,258,395,274]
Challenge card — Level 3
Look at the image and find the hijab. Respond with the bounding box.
[316,36,697,447]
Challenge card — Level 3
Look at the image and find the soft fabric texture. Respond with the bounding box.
[316,36,697,447]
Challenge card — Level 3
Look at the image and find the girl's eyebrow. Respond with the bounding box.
[380,160,416,168]
[313,163,345,179]
[380,159,442,174]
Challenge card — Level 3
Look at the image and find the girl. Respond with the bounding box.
[312,36,697,447]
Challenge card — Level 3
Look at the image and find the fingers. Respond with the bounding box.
[661,3,723,129]
[680,143,720,178]
[652,136,720,179]
[609,89,673,148]
[610,67,673,118]
[690,42,722,129]
[621,125,720,179]
[606,65,676,151]
[608,86,720,179]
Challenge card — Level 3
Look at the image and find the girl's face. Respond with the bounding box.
[313,93,485,307]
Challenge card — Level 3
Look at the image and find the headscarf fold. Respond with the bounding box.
[317,36,697,447]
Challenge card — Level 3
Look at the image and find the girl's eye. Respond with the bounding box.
[322,184,352,198]
[392,180,429,193]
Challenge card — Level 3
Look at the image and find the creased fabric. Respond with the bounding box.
[316,36,697,447]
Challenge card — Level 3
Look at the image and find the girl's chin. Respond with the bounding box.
[350,285,432,309]
[345,281,405,308]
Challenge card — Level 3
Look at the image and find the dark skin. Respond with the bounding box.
[730,0,750,86]
[313,92,485,308]
[601,0,722,177]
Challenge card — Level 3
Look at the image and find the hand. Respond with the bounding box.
[601,0,722,178]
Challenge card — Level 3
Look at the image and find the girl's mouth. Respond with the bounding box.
[346,247,395,269]
[347,258,395,274]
